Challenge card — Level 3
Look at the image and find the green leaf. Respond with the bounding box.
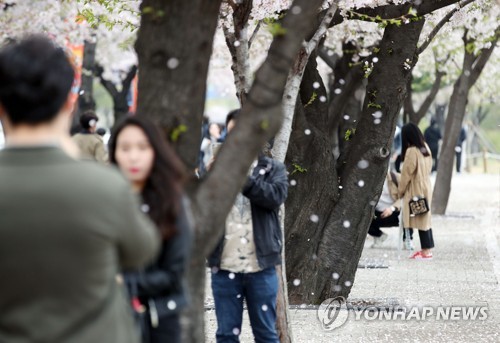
[170,124,188,142]
[268,22,287,37]
[303,91,317,108]
[290,163,308,175]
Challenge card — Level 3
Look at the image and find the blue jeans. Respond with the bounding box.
[211,267,279,343]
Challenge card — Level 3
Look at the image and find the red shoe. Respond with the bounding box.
[409,251,433,260]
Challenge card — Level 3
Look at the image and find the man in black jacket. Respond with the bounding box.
[208,110,288,343]
[424,118,442,172]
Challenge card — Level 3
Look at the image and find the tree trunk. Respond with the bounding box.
[222,0,253,104]
[285,19,426,304]
[432,31,498,214]
[97,65,137,126]
[74,39,96,130]
[135,0,222,169]
[327,42,365,158]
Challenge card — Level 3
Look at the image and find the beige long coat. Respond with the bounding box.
[398,146,433,230]
[72,133,108,163]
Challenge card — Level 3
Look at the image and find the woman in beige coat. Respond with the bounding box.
[398,123,434,260]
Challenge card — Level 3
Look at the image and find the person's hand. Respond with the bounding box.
[380,207,394,218]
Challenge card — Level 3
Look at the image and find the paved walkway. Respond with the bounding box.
[204,173,500,342]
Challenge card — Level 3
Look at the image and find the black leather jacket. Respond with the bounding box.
[208,156,288,270]
[126,197,193,316]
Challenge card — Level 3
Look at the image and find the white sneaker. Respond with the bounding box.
[403,239,414,250]
[371,233,388,248]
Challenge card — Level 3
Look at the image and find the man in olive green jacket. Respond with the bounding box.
[0,35,160,343]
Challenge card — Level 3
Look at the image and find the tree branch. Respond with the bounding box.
[417,0,476,55]
[414,69,444,122]
[122,65,138,92]
[329,0,463,27]
[469,27,499,85]
[248,20,262,49]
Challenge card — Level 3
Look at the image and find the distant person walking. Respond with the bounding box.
[424,118,442,172]
[398,123,435,260]
[72,110,108,163]
[109,117,192,343]
[455,126,467,173]
[0,35,159,343]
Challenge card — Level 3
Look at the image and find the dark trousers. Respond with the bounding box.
[456,150,463,172]
[149,313,181,343]
[368,210,400,237]
[211,267,279,343]
[403,228,435,249]
[431,148,439,172]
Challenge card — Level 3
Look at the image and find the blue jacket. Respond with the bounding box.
[208,156,288,270]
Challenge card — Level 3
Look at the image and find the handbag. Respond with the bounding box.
[408,196,429,215]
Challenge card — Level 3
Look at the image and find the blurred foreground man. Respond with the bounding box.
[0,35,159,343]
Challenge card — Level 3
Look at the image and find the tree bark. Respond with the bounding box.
[432,30,498,214]
[285,19,426,304]
[222,0,253,104]
[135,0,223,170]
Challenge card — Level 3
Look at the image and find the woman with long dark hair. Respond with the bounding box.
[109,116,192,342]
[398,123,434,260]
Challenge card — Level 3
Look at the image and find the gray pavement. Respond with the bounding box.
[204,173,500,342]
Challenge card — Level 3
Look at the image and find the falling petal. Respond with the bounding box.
[167,300,177,310]
[357,160,369,169]
[291,5,302,14]
[167,58,179,69]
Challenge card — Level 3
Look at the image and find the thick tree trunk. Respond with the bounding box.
[432,31,498,214]
[286,19,425,304]
[432,74,471,214]
[327,43,365,157]
[135,0,222,169]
